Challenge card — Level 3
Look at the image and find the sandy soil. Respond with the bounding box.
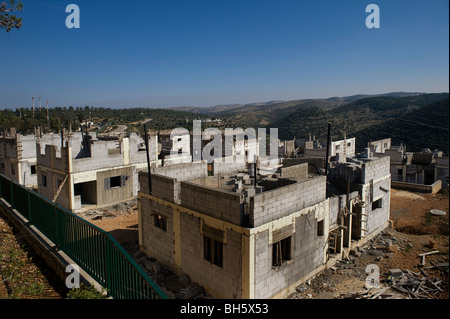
[289,188,449,299]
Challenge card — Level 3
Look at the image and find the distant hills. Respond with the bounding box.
[169,92,425,116]
[352,97,449,154]
[273,93,448,139]
[171,91,449,155]
[2,91,448,155]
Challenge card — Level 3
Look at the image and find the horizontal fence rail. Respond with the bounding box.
[0,174,167,299]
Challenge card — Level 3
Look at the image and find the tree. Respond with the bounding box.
[0,0,23,32]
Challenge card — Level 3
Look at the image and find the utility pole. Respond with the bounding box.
[325,122,331,178]
[144,124,152,194]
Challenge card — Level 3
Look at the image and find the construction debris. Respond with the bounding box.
[419,250,440,265]
[387,266,446,299]
[339,287,403,299]
[339,263,448,299]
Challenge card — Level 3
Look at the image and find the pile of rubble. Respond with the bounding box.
[337,228,449,299]
[347,228,414,261]
[80,199,138,220]
[290,227,449,299]
[132,250,212,299]
[387,262,449,299]
[339,263,448,299]
[339,286,403,299]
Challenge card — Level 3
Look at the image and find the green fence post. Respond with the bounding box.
[27,191,32,224]
[10,180,14,209]
[55,205,60,248]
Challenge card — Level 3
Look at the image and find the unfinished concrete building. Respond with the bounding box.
[0,129,62,188]
[304,136,356,161]
[137,147,391,299]
[158,128,261,175]
[371,139,448,191]
[36,131,160,211]
[369,138,391,154]
[0,129,37,187]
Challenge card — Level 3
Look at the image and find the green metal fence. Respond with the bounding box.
[0,174,167,299]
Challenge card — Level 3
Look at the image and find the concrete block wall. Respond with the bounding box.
[304,148,327,157]
[366,178,390,235]
[190,174,235,189]
[329,195,345,226]
[96,166,134,206]
[279,163,308,181]
[139,163,208,203]
[20,160,37,186]
[153,162,207,181]
[361,156,390,184]
[391,180,442,194]
[72,141,124,173]
[282,157,326,175]
[0,134,38,186]
[0,136,18,158]
[253,208,325,299]
[37,144,69,172]
[140,196,175,267]
[213,156,248,176]
[369,138,392,154]
[390,164,404,182]
[138,170,151,195]
[179,213,243,299]
[37,133,65,154]
[329,138,354,158]
[329,162,362,184]
[152,174,179,204]
[18,135,37,159]
[180,181,244,226]
[128,134,159,164]
[37,166,71,209]
[250,176,326,227]
[0,157,16,182]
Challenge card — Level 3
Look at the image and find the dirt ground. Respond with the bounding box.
[86,188,449,299]
[288,188,449,299]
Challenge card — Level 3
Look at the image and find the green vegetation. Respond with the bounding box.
[66,283,107,299]
[0,245,45,299]
[1,93,448,155]
[271,93,449,153]
[0,106,215,135]
[0,0,23,32]
[352,98,449,154]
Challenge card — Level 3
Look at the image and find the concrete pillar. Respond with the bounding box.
[123,138,130,165]
[173,208,182,271]
[241,232,254,299]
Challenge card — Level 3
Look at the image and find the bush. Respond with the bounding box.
[66,283,107,299]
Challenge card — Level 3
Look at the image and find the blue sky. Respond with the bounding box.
[1,0,448,109]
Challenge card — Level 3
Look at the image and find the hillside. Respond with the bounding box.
[353,98,449,154]
[169,92,424,127]
[272,93,449,147]
[0,107,213,135]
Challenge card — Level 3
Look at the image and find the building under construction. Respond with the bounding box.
[137,143,391,298]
